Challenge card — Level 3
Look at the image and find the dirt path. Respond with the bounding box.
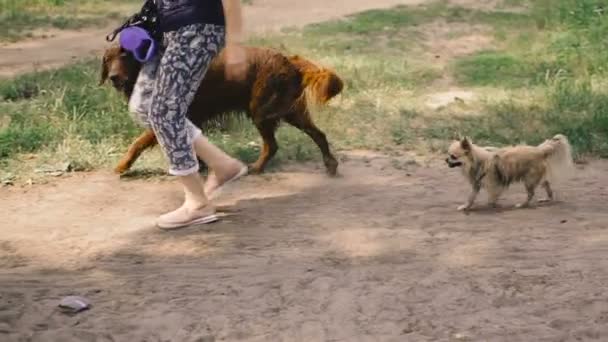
[0,0,427,78]
[1,154,607,341]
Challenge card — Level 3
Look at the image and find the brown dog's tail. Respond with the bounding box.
[288,55,343,104]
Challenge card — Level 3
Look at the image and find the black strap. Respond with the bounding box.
[106,0,159,42]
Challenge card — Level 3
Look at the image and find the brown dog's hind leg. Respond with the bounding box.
[284,109,338,176]
[115,129,158,174]
[249,120,280,174]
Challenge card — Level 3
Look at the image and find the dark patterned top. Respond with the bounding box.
[156,0,225,32]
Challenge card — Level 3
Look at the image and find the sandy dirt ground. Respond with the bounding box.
[0,0,427,78]
[2,0,608,341]
[1,154,608,341]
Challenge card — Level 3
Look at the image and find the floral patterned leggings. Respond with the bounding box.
[128,23,225,175]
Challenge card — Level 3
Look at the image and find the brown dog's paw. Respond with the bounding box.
[114,163,130,174]
[247,163,264,175]
[325,158,339,177]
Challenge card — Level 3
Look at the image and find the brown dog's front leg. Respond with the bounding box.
[115,129,158,174]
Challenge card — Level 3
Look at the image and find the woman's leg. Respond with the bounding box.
[148,24,242,228]
[196,135,247,198]
[175,25,245,197]
[128,51,161,129]
[127,39,240,179]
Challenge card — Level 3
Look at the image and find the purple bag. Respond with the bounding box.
[119,26,157,63]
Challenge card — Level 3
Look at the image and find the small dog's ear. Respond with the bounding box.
[99,56,109,86]
[461,137,472,151]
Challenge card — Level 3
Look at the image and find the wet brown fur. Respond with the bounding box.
[99,45,344,175]
[445,134,573,210]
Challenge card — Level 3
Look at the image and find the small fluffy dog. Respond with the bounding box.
[446,134,573,210]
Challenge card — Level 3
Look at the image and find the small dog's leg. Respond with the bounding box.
[458,186,480,211]
[516,182,538,208]
[539,181,553,203]
[487,186,505,208]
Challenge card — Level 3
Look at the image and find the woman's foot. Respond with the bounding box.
[157,203,218,230]
[204,161,248,199]
[157,172,218,230]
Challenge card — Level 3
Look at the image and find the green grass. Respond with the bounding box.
[295,2,530,57]
[418,80,608,158]
[0,0,138,41]
[304,2,530,36]
[0,61,141,160]
[1,0,608,180]
[453,0,608,88]
[443,0,608,157]
[454,51,560,88]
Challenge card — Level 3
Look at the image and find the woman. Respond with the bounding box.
[128,0,248,229]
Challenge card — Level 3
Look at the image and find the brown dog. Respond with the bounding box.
[100,45,344,175]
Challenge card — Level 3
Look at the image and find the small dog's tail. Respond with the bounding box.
[539,134,574,182]
[288,55,344,104]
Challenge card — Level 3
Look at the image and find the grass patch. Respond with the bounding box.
[421,80,608,157]
[305,2,530,37]
[444,0,608,157]
[451,0,608,88]
[0,0,139,41]
[299,1,530,57]
[454,51,565,88]
[0,60,140,162]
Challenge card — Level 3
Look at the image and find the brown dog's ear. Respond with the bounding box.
[461,137,472,151]
[99,56,109,86]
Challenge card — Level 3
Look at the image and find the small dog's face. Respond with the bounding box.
[537,134,569,151]
[446,138,472,168]
[547,134,568,146]
[99,45,141,91]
